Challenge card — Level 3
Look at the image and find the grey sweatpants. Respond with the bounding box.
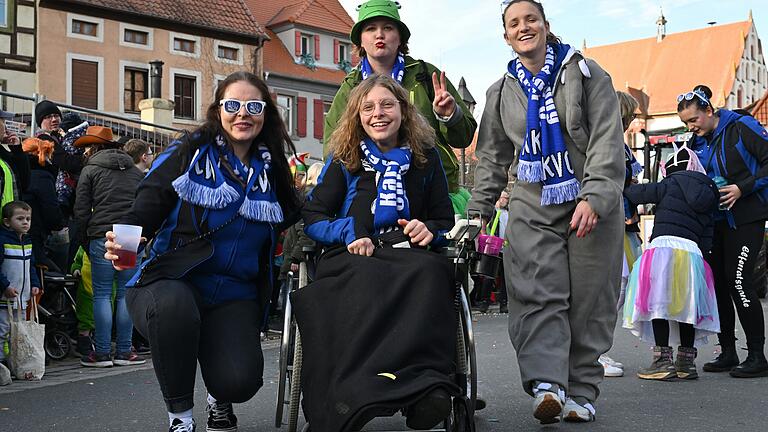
[504,183,623,402]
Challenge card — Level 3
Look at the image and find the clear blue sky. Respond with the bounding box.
[339,0,767,118]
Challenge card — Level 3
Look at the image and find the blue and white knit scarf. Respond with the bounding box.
[172,135,283,223]
[624,144,643,177]
[361,53,406,84]
[511,43,580,206]
[360,138,410,230]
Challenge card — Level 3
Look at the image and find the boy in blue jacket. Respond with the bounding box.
[0,201,41,371]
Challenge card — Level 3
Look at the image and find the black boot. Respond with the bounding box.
[703,344,739,372]
[729,341,768,378]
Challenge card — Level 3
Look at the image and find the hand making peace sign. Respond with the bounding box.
[431,71,457,118]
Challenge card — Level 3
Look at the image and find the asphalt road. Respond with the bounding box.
[1,300,766,432]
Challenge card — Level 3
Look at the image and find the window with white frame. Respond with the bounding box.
[338,43,350,63]
[0,0,8,28]
[67,14,103,42]
[124,68,148,113]
[277,95,294,134]
[300,34,313,57]
[218,46,238,61]
[174,74,197,119]
[169,33,200,57]
[120,23,153,50]
[125,29,148,45]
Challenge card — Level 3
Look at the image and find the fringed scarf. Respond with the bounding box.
[625,144,643,177]
[360,138,410,230]
[511,43,580,206]
[361,52,406,84]
[172,135,283,223]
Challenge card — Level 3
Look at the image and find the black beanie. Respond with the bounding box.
[35,100,62,127]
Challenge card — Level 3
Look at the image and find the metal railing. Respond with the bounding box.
[0,90,182,153]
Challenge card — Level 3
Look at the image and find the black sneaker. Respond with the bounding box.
[76,335,94,357]
[80,351,113,368]
[405,388,452,430]
[206,401,237,432]
[729,350,768,378]
[169,418,196,432]
[703,348,739,372]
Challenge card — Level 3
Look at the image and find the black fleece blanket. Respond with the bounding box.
[291,246,460,431]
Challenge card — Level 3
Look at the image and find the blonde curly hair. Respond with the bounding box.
[328,74,436,172]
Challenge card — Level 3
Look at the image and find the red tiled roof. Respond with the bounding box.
[246,0,353,35]
[262,29,347,85]
[51,0,267,40]
[584,20,752,115]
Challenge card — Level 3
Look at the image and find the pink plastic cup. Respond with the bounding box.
[477,234,504,256]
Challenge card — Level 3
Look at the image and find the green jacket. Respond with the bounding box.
[323,56,477,192]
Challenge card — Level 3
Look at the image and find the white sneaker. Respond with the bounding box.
[563,398,596,422]
[532,382,564,424]
[600,359,624,377]
[599,354,624,369]
[169,418,196,432]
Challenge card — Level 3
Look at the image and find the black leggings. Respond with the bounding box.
[652,319,695,348]
[126,280,264,413]
[707,220,766,349]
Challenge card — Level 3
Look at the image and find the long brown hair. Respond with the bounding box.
[502,0,561,45]
[180,71,299,213]
[328,74,436,172]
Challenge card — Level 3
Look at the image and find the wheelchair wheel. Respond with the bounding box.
[45,329,72,360]
[287,329,303,432]
[275,294,294,427]
[457,287,477,427]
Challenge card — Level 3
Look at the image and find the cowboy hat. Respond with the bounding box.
[73,125,118,148]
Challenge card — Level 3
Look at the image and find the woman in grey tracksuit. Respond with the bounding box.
[469,0,625,424]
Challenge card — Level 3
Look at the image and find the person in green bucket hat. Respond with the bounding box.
[324,0,477,215]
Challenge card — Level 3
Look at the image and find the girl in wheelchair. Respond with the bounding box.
[293,74,459,431]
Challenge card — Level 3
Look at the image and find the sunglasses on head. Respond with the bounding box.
[676,90,710,105]
[219,99,266,116]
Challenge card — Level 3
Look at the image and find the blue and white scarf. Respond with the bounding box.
[361,52,406,84]
[511,43,580,206]
[624,144,643,177]
[172,135,283,223]
[360,138,411,230]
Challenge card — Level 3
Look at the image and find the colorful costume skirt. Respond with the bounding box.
[618,232,643,310]
[622,235,720,347]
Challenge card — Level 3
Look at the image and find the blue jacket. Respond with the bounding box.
[624,171,719,252]
[690,109,768,227]
[124,140,296,306]
[0,228,40,308]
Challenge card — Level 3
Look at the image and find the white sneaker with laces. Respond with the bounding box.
[563,398,596,422]
[169,418,196,432]
[599,357,624,377]
[532,382,564,424]
[599,354,624,369]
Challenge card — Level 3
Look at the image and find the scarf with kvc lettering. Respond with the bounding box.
[360,138,410,230]
[511,43,580,205]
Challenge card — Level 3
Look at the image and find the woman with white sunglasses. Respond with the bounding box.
[102,71,301,432]
[678,84,768,379]
[469,0,625,424]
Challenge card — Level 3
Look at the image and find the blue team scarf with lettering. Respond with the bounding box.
[511,43,580,205]
[361,53,406,84]
[360,138,410,230]
[172,135,283,223]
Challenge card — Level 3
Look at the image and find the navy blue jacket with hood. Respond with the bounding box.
[624,170,719,252]
[124,138,299,307]
[690,109,768,227]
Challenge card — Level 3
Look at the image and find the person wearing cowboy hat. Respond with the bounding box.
[323,0,477,215]
[72,126,145,368]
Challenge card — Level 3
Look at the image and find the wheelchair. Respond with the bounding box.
[274,218,494,432]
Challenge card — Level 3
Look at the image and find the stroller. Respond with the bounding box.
[35,267,79,360]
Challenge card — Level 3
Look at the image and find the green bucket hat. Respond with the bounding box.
[350,0,411,46]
